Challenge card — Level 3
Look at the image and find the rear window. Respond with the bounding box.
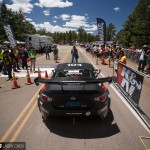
[54,69,95,78]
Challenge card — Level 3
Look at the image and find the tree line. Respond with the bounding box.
[0,0,150,48]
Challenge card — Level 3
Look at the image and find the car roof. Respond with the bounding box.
[56,63,95,71]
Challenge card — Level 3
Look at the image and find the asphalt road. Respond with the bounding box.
[0,45,149,150]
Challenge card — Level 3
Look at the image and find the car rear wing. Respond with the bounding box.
[34,77,112,86]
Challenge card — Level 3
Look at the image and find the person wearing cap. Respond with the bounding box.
[29,48,36,72]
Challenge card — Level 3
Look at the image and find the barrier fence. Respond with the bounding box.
[112,62,150,128]
[123,49,140,63]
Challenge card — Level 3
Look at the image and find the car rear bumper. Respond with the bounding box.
[38,100,110,120]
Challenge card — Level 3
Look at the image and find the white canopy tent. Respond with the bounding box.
[3,40,25,44]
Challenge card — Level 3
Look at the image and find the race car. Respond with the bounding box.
[34,63,112,120]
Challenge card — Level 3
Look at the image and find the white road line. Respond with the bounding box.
[80,48,150,133]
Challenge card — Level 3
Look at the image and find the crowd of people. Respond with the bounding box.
[0,44,59,80]
[84,43,150,77]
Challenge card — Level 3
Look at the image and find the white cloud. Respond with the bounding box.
[62,15,97,32]
[113,7,120,12]
[43,10,50,16]
[60,14,70,21]
[31,21,75,33]
[53,20,57,23]
[84,24,97,31]
[54,16,59,19]
[38,0,73,8]
[6,0,33,13]
[34,2,43,7]
[26,17,32,22]
[63,15,88,28]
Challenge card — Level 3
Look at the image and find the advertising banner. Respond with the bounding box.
[117,62,144,106]
[96,18,106,46]
[0,21,17,48]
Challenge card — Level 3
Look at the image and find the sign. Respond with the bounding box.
[117,62,144,106]
[0,21,17,48]
[96,18,106,46]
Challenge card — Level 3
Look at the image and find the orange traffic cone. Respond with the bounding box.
[45,70,48,78]
[101,58,108,65]
[25,69,33,85]
[38,67,41,78]
[12,73,20,89]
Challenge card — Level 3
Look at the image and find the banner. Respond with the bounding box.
[96,18,106,46]
[117,62,144,106]
[0,21,17,48]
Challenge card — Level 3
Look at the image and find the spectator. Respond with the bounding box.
[21,47,28,70]
[108,47,115,67]
[9,49,17,72]
[3,50,12,80]
[29,48,36,72]
[119,50,127,65]
[138,47,147,73]
[144,50,150,77]
[45,46,50,60]
[71,46,79,63]
[0,48,3,72]
[13,47,20,70]
[53,45,59,63]
[117,50,127,74]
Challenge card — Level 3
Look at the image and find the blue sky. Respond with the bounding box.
[4,0,139,34]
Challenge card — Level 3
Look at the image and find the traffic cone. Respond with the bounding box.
[101,58,108,65]
[12,73,20,89]
[25,69,33,85]
[45,70,48,78]
[38,67,41,78]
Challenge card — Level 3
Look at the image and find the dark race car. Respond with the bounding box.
[34,63,112,120]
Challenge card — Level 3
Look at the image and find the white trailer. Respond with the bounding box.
[25,34,53,50]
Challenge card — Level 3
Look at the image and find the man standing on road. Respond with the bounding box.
[29,48,36,72]
[71,46,79,63]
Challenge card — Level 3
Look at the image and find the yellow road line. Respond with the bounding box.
[10,101,37,142]
[0,85,43,142]
[139,136,150,150]
[0,79,12,88]
[0,48,69,142]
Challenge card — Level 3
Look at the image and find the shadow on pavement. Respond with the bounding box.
[44,110,120,139]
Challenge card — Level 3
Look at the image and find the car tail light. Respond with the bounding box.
[99,94,106,102]
[41,94,52,102]
[101,83,108,92]
[94,94,106,102]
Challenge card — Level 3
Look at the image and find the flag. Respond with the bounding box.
[0,21,17,48]
[96,18,106,46]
